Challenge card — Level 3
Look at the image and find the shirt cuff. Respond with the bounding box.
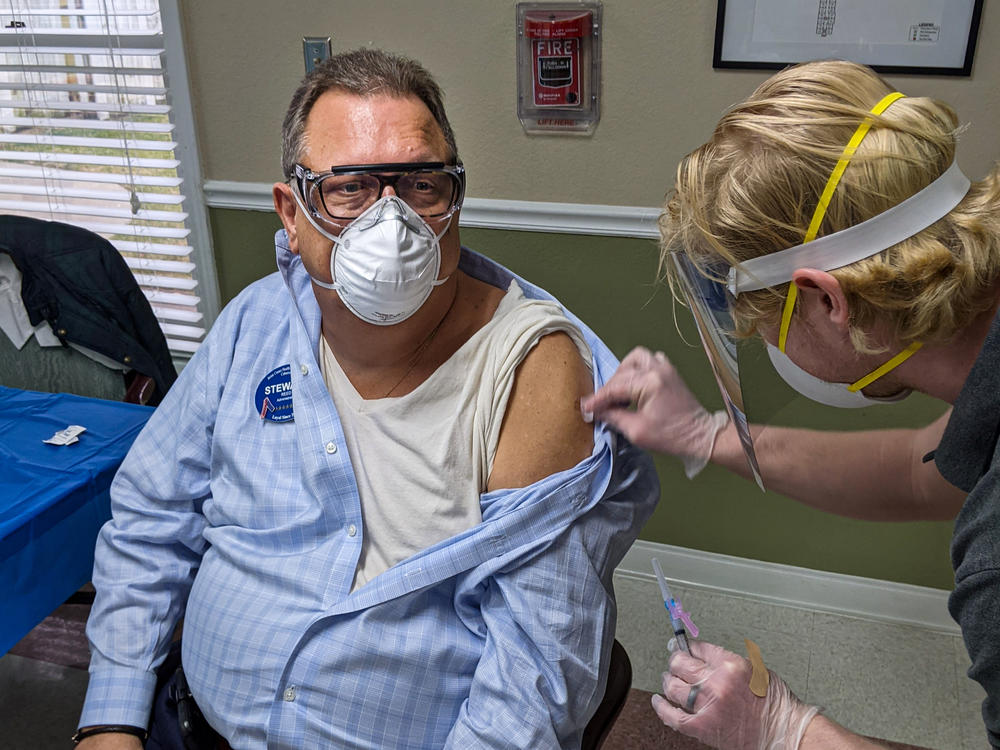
[78,666,158,730]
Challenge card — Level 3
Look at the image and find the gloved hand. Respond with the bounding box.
[652,640,819,750]
[579,346,728,477]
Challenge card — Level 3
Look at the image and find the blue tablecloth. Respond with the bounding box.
[0,386,153,654]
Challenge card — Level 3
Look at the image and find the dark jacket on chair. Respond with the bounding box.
[0,215,177,403]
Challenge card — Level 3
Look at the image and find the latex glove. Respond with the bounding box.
[579,346,728,477]
[652,640,819,750]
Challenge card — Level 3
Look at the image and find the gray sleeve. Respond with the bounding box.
[948,465,1000,749]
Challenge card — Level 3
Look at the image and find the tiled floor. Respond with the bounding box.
[0,652,952,750]
[1,578,990,750]
[612,572,989,750]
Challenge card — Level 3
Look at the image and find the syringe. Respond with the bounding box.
[652,557,698,653]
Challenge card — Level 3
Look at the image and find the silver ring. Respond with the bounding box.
[684,683,700,713]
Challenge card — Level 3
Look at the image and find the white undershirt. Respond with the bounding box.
[320,280,591,590]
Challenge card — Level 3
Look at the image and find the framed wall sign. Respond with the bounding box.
[713,0,984,76]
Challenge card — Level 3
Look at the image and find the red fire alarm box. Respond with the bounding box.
[516,3,602,135]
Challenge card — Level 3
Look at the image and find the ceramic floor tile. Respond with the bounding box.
[613,575,675,693]
[953,636,990,750]
[666,585,814,697]
[613,574,814,697]
[672,584,816,639]
[0,653,89,749]
[805,612,961,750]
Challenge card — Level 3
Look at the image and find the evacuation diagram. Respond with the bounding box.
[816,0,837,37]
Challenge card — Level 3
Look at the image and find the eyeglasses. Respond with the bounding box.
[293,162,466,228]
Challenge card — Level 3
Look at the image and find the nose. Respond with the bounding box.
[379,174,400,199]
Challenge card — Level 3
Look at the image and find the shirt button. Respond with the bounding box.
[347,524,357,537]
[300,364,309,375]
[325,441,338,454]
[283,686,296,702]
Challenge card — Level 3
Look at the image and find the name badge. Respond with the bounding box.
[254,364,294,422]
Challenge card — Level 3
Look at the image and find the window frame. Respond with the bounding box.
[0,0,219,364]
[156,0,219,350]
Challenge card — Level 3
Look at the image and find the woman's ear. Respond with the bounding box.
[791,268,850,330]
[273,182,300,255]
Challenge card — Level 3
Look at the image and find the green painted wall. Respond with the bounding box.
[209,207,955,590]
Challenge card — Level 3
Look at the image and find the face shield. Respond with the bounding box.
[671,251,767,489]
[672,160,971,489]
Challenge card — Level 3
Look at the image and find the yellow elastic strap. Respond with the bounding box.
[778,91,906,353]
[803,92,905,244]
[777,283,798,351]
[846,341,923,392]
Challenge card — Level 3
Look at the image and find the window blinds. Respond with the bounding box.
[0,0,205,354]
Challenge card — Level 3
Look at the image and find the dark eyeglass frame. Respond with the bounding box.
[292,161,466,226]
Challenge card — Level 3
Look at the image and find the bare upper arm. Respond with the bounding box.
[487,331,595,492]
[912,407,967,519]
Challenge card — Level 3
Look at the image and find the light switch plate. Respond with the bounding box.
[303,37,331,73]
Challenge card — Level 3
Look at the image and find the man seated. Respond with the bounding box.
[75,48,658,749]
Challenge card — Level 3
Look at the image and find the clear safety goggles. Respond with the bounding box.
[672,92,971,489]
[293,161,466,229]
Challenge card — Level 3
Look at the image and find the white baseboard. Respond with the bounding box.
[617,539,958,634]
[202,179,662,239]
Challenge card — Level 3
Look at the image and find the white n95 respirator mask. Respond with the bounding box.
[294,192,450,326]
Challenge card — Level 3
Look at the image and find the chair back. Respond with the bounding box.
[0,215,176,404]
[581,639,633,750]
[0,327,128,401]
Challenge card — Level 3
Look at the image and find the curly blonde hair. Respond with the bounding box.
[661,60,1000,352]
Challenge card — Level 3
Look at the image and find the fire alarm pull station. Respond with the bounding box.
[516,2,602,135]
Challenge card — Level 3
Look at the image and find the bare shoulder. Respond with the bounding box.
[487,331,595,492]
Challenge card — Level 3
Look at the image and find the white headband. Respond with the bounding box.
[727,161,971,295]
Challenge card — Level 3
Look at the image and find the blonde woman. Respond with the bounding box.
[583,60,1000,749]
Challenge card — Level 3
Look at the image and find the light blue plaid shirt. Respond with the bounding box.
[80,232,659,749]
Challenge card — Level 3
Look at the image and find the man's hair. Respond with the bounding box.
[661,59,1000,352]
[280,48,459,181]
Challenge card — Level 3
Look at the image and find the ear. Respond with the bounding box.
[273,182,300,255]
[791,268,850,330]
